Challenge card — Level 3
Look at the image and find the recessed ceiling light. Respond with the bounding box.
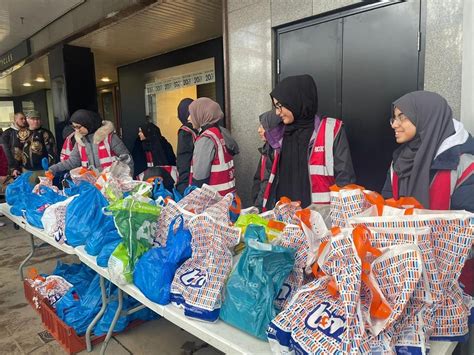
[35,77,46,82]
[100,77,111,82]
[22,82,32,87]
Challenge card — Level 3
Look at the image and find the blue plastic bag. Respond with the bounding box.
[152,177,173,201]
[24,186,66,228]
[64,182,111,247]
[172,188,183,202]
[97,239,121,267]
[220,225,295,339]
[55,274,105,335]
[134,215,192,305]
[85,220,120,256]
[52,262,96,298]
[5,171,33,206]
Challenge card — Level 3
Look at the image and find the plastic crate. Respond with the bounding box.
[23,280,144,354]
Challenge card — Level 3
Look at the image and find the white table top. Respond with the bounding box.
[1,203,75,254]
[1,202,457,355]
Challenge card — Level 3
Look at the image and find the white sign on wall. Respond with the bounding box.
[145,69,215,96]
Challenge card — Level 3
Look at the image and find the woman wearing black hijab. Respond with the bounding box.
[382,91,474,211]
[138,117,176,167]
[269,75,355,208]
[49,109,133,174]
[175,98,197,194]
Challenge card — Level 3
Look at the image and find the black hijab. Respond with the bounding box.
[177,98,194,125]
[392,91,455,207]
[270,75,318,207]
[70,109,102,135]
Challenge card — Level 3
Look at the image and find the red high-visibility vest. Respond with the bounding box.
[391,153,474,209]
[262,151,279,211]
[60,132,75,162]
[79,133,115,170]
[179,125,197,141]
[190,127,236,196]
[308,117,343,204]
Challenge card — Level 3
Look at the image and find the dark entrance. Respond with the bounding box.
[276,0,422,191]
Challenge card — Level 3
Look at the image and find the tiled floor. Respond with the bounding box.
[0,217,222,355]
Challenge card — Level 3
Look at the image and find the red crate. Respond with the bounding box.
[23,280,144,354]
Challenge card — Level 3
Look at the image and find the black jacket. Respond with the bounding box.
[176,125,196,194]
[22,127,57,171]
[252,143,275,210]
[2,126,30,171]
[141,123,176,167]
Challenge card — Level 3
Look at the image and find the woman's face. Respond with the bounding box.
[391,107,417,144]
[71,122,89,136]
[273,98,295,125]
[257,124,266,142]
[187,115,198,129]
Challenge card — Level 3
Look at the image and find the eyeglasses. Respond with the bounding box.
[389,113,407,126]
[71,123,83,130]
[273,101,284,112]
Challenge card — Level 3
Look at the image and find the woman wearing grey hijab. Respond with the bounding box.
[188,98,239,195]
[382,91,474,211]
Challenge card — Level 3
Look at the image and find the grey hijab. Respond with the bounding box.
[392,91,455,207]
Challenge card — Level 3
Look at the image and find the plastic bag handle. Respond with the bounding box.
[229,194,242,214]
[329,183,366,192]
[169,215,184,236]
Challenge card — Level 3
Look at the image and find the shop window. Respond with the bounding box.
[0,101,14,129]
[145,58,216,151]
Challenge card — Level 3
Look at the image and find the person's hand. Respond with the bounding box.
[0,176,6,184]
[138,127,146,141]
[12,170,20,177]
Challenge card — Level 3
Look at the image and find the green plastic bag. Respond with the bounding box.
[107,198,161,285]
[234,214,269,253]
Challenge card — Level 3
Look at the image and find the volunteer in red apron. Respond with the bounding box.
[49,109,133,175]
[188,98,239,196]
[269,75,356,208]
[251,110,284,211]
[176,98,197,194]
[382,91,474,296]
[382,91,474,211]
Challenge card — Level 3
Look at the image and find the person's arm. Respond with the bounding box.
[332,127,356,186]
[251,154,263,206]
[451,158,474,212]
[49,143,81,174]
[0,145,8,177]
[191,137,215,188]
[44,130,57,165]
[1,131,19,172]
[110,133,134,174]
[381,168,394,199]
[176,131,194,193]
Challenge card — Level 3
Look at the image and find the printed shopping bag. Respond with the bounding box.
[364,242,424,353]
[170,214,240,322]
[273,210,327,310]
[273,197,301,225]
[329,185,371,227]
[107,197,161,285]
[220,225,295,339]
[268,230,369,354]
[177,184,222,214]
[350,211,474,341]
[202,192,234,225]
[154,199,195,247]
[42,195,77,244]
[367,227,435,353]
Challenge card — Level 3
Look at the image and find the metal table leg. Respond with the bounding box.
[19,234,35,280]
[85,275,109,352]
[99,288,123,355]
